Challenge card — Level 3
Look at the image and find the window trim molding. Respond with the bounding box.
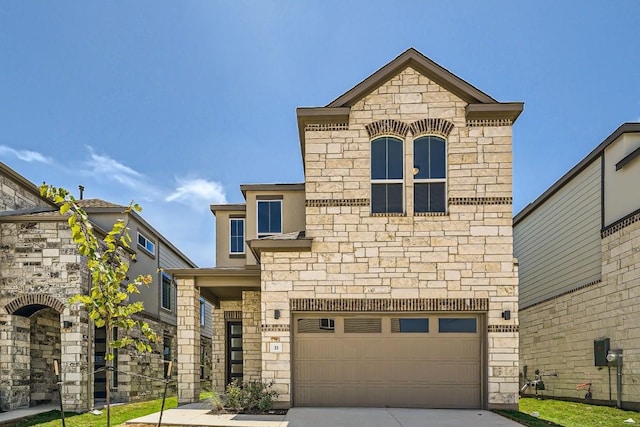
[413,134,447,214]
[161,272,172,311]
[137,231,156,256]
[370,135,405,214]
[229,218,246,255]
[256,199,283,237]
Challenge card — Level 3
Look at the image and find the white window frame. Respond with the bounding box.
[370,135,405,214]
[229,218,245,254]
[256,199,283,237]
[137,231,155,255]
[413,135,447,213]
[161,272,172,311]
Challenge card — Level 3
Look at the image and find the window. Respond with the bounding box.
[414,136,446,213]
[161,273,172,310]
[297,318,335,333]
[229,218,245,254]
[137,232,155,255]
[391,318,429,333]
[257,200,282,237]
[439,318,477,333]
[344,318,382,333]
[200,297,206,326]
[371,136,404,213]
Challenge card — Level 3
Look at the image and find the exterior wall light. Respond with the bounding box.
[274,309,280,319]
[501,310,511,320]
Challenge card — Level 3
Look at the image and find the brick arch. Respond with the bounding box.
[365,119,410,138]
[409,118,454,138]
[4,294,66,316]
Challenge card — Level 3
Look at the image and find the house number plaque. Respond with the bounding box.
[269,342,283,353]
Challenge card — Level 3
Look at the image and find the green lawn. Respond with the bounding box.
[496,397,640,427]
[11,392,212,427]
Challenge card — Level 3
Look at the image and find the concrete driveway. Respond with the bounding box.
[284,408,523,427]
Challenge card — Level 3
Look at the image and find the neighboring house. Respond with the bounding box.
[171,48,523,410]
[515,123,640,409]
[0,162,212,411]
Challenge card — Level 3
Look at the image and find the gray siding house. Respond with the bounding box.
[515,123,640,408]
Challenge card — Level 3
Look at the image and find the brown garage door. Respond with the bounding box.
[293,314,482,408]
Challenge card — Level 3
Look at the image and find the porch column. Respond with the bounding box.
[60,306,90,412]
[177,277,200,404]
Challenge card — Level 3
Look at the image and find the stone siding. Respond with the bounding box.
[211,300,241,392]
[520,219,640,407]
[0,172,49,211]
[260,67,519,408]
[29,308,61,405]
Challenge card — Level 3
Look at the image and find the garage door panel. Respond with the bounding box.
[294,314,482,408]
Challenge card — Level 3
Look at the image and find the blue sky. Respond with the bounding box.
[1,1,639,267]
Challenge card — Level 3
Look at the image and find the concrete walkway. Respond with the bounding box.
[127,406,524,427]
[0,404,58,426]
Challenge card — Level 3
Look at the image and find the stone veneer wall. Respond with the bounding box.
[211,300,241,392]
[242,291,262,382]
[30,308,61,405]
[520,219,640,407]
[0,172,49,211]
[111,315,178,403]
[0,219,91,411]
[259,67,519,408]
[200,335,213,391]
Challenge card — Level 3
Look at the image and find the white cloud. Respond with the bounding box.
[82,146,153,193]
[0,145,51,163]
[165,177,227,209]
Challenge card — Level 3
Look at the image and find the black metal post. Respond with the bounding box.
[54,360,66,427]
[157,361,172,427]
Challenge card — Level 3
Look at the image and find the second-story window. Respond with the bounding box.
[371,136,404,214]
[414,136,446,213]
[257,200,282,237]
[137,231,155,255]
[161,272,172,311]
[229,218,245,254]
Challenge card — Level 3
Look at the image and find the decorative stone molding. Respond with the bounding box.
[305,123,349,132]
[365,119,410,138]
[521,279,602,311]
[306,198,369,207]
[601,209,640,238]
[488,325,519,333]
[409,118,454,138]
[371,212,406,217]
[4,294,66,315]
[261,324,290,332]
[415,211,447,217]
[290,298,488,312]
[466,119,513,127]
[224,310,242,320]
[449,197,512,205]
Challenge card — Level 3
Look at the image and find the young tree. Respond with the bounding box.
[40,184,160,427]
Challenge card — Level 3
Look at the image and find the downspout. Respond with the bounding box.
[607,350,623,408]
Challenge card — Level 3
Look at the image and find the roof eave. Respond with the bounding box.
[465,102,525,123]
[248,238,313,262]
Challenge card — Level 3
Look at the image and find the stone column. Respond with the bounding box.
[242,291,262,381]
[177,277,200,404]
[60,307,90,412]
[1,314,30,409]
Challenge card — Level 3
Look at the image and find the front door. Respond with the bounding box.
[226,321,243,386]
[94,327,106,400]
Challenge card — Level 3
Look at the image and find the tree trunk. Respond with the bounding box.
[105,324,112,427]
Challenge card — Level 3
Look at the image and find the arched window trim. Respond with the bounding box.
[413,134,447,214]
[370,135,405,214]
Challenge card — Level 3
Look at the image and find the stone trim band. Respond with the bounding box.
[488,325,519,333]
[467,119,513,127]
[449,197,512,205]
[224,310,243,320]
[261,324,290,332]
[306,198,369,207]
[5,294,66,315]
[290,298,489,312]
[601,208,640,238]
[521,279,602,311]
[305,123,349,132]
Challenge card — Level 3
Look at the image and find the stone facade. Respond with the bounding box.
[520,218,640,407]
[177,49,522,410]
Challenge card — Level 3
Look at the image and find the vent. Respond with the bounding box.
[344,318,381,333]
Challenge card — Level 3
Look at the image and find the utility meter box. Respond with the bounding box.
[594,338,610,366]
